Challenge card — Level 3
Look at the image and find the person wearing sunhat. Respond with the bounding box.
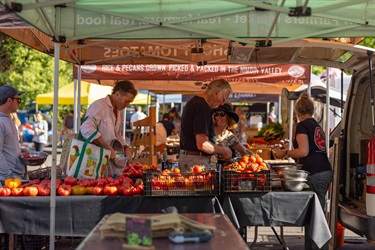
[0,85,27,181]
[213,102,254,165]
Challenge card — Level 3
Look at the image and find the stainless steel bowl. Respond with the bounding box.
[271,164,303,172]
[278,169,309,180]
[281,179,306,192]
[19,151,48,166]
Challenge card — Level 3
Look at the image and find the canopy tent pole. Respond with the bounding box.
[49,42,59,250]
[77,66,82,131]
[326,68,330,157]
[288,100,294,163]
[73,79,78,133]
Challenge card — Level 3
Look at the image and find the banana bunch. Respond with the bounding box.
[257,123,285,141]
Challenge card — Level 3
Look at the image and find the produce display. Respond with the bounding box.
[256,122,284,141]
[144,167,219,196]
[0,162,153,197]
[222,154,271,192]
[223,154,269,172]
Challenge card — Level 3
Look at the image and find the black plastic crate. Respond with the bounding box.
[14,235,49,250]
[0,234,9,250]
[143,170,219,196]
[222,170,271,192]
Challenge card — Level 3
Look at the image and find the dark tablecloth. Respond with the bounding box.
[0,196,216,236]
[221,191,331,249]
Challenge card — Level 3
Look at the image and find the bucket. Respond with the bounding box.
[336,222,345,248]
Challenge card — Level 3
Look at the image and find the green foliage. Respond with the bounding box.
[0,35,73,128]
[257,122,285,141]
[0,36,73,110]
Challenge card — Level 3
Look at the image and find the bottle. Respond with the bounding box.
[163,148,168,162]
[161,148,168,170]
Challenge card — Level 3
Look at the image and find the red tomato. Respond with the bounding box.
[92,186,104,195]
[57,184,72,196]
[37,184,51,196]
[11,187,24,196]
[0,187,11,196]
[23,186,39,196]
[103,185,118,196]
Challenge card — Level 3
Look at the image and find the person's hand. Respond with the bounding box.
[124,147,131,158]
[110,148,116,160]
[20,147,29,155]
[219,146,232,162]
[35,128,39,133]
[273,147,287,159]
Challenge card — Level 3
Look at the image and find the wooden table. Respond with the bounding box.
[77,213,249,250]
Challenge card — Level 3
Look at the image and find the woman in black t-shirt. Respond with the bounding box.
[274,92,333,211]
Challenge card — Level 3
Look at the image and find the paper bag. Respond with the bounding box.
[66,138,111,179]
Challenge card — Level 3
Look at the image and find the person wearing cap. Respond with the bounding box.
[213,103,254,165]
[0,85,27,181]
[179,79,233,172]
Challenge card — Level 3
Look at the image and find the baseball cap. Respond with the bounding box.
[0,85,24,101]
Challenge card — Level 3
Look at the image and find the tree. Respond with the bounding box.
[0,34,72,110]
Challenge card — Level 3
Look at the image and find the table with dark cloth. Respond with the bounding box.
[221,191,331,249]
[0,196,218,236]
[77,213,249,250]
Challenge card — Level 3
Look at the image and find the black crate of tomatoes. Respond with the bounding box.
[143,168,219,196]
[222,154,271,192]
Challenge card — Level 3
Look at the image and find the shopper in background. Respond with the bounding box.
[10,112,23,143]
[234,106,248,144]
[159,113,176,136]
[169,107,181,135]
[80,80,137,160]
[0,85,27,181]
[130,106,147,130]
[179,78,233,172]
[31,111,48,152]
[267,106,277,124]
[213,103,254,166]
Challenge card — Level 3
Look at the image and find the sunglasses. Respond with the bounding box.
[214,111,226,117]
[11,97,22,104]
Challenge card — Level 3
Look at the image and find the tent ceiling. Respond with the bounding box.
[0,1,374,68]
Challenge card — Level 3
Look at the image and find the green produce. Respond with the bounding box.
[257,123,285,141]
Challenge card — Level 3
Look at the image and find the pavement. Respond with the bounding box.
[29,146,375,249]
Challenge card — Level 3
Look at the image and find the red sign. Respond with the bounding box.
[74,64,310,84]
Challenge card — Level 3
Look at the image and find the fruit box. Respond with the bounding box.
[143,170,220,196]
[222,170,271,192]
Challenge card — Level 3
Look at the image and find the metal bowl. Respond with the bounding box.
[281,179,306,192]
[278,169,309,180]
[19,151,48,166]
[271,164,303,172]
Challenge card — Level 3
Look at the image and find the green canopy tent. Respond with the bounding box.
[1,1,374,248]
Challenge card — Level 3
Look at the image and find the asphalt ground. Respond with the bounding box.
[28,146,375,249]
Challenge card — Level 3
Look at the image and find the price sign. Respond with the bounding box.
[126,217,152,247]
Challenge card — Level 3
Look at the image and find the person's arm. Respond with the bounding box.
[232,143,255,156]
[0,128,12,180]
[196,134,232,161]
[274,133,309,159]
[92,136,116,160]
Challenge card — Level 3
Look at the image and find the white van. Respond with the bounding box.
[229,38,375,241]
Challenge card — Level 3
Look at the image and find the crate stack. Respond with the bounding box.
[130,107,158,167]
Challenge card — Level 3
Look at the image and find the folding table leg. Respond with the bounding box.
[238,226,247,242]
